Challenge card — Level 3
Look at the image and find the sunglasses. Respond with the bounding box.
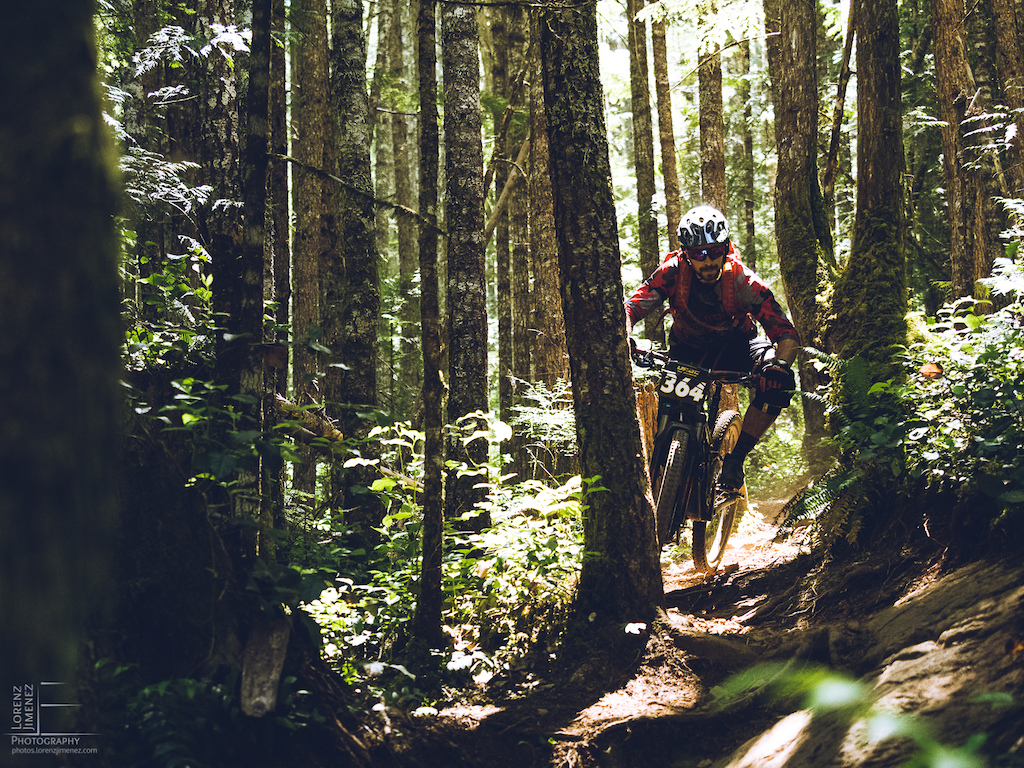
[686,243,729,262]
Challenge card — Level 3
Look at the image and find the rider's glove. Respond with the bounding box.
[756,358,795,393]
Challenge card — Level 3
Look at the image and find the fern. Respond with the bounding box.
[774,467,859,540]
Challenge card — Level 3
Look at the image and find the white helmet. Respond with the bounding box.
[677,205,730,251]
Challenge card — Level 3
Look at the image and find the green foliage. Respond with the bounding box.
[509,378,578,474]
[302,473,587,697]
[128,376,297,486]
[774,349,899,554]
[714,662,989,768]
[782,268,1024,552]
[898,299,1024,519]
[91,660,318,768]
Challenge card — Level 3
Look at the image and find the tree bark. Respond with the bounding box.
[493,5,513,458]
[0,0,122,686]
[326,0,384,532]
[822,0,857,219]
[413,0,446,649]
[392,0,421,421]
[539,0,662,630]
[698,10,726,212]
[932,0,998,299]
[507,7,532,480]
[627,0,660,296]
[827,0,907,370]
[765,0,831,457]
[739,38,757,271]
[652,14,681,255]
[235,0,276,543]
[992,0,1024,196]
[270,0,290,399]
[528,19,569,391]
[442,1,490,527]
[291,0,332,492]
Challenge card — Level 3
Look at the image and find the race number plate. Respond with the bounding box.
[658,362,708,404]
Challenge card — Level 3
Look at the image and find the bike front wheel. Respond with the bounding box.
[692,410,744,572]
[652,427,689,548]
[692,494,742,573]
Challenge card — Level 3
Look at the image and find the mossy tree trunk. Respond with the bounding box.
[0,0,122,688]
[826,0,907,373]
[539,0,663,631]
[528,12,570,391]
[765,0,832,460]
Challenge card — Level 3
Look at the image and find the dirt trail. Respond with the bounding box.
[412,497,1024,768]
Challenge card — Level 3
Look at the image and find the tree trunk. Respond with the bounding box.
[932,0,992,299]
[528,19,569,391]
[0,0,122,687]
[827,0,907,370]
[291,0,331,493]
[326,0,384,533]
[627,0,660,298]
[739,38,757,271]
[270,0,290,400]
[371,0,394,281]
[992,0,1024,196]
[442,1,490,527]
[493,5,513,459]
[125,0,166,313]
[539,0,662,630]
[765,0,831,458]
[965,0,1009,296]
[507,8,532,481]
[652,14,681,254]
[235,0,275,542]
[698,14,726,212]
[413,0,446,649]
[822,0,857,220]
[392,0,421,421]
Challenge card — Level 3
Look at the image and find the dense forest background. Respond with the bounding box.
[2,0,1024,763]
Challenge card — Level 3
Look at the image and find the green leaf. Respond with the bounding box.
[803,676,867,711]
[973,691,1015,709]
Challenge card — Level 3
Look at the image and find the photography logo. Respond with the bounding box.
[9,682,99,758]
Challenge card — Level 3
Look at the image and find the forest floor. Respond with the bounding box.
[372,493,1024,768]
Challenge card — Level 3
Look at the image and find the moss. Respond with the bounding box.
[827,214,908,379]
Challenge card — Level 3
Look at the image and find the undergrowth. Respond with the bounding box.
[777,257,1024,557]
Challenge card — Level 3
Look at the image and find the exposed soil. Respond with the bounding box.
[367,496,1024,768]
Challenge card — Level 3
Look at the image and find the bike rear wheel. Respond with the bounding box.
[652,427,690,548]
[691,410,743,572]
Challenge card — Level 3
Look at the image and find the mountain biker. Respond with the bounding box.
[625,204,800,493]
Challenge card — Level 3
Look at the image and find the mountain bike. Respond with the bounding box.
[633,347,753,572]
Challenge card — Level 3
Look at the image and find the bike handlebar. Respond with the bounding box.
[631,347,756,386]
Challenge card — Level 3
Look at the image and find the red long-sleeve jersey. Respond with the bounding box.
[625,251,800,347]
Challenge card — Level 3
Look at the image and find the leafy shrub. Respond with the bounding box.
[782,271,1024,553]
[90,661,318,768]
[898,296,1024,530]
[302,473,587,693]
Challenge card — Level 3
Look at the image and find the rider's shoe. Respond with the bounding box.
[718,453,745,494]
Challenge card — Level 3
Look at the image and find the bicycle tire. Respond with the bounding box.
[692,410,743,572]
[652,427,689,548]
